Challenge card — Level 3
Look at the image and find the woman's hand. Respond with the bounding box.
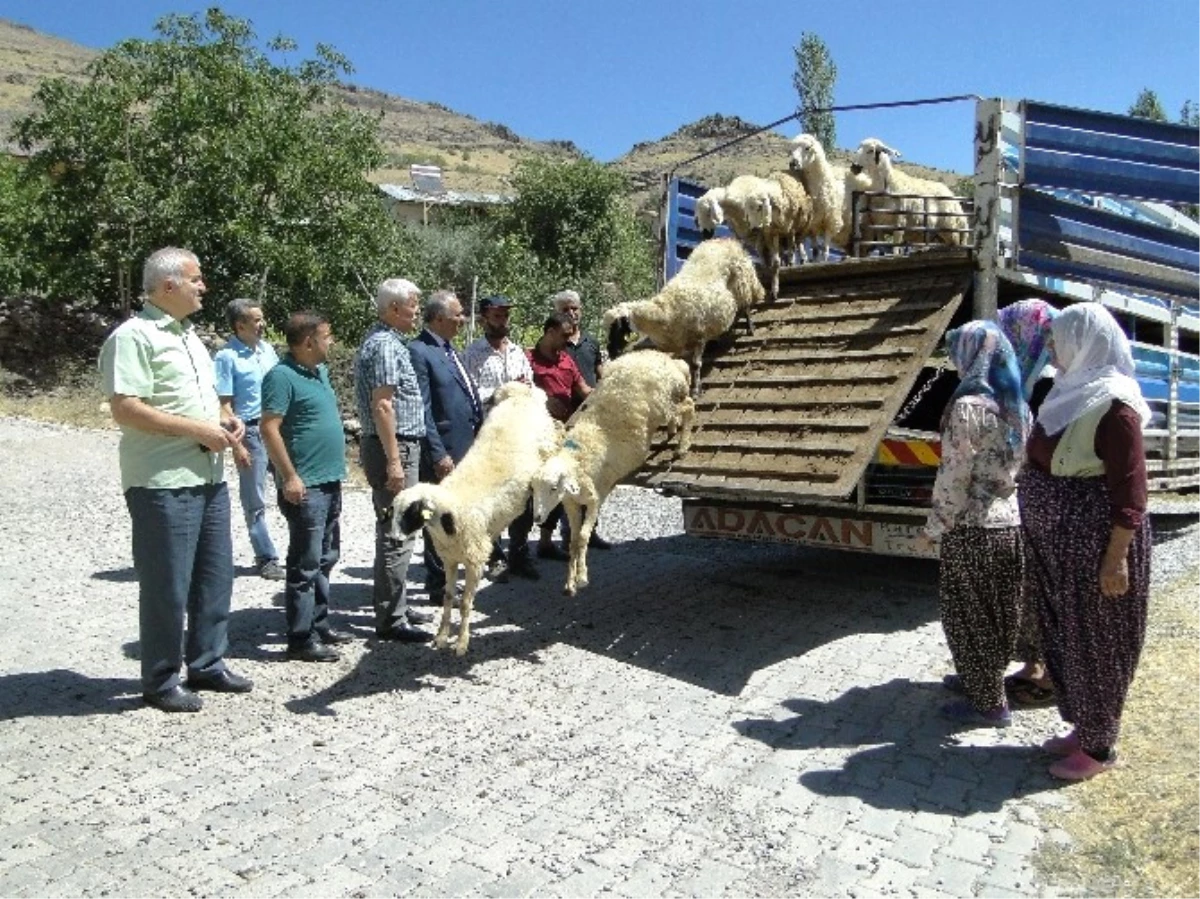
[1100,553,1130,598]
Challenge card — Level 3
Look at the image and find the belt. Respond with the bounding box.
[244,418,261,427]
[367,433,421,442]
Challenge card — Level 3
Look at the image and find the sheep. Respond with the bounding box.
[787,132,873,259]
[531,350,694,596]
[720,171,814,299]
[694,186,726,238]
[848,138,969,249]
[603,236,764,397]
[390,381,562,656]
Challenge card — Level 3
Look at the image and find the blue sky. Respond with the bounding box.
[3,0,1198,175]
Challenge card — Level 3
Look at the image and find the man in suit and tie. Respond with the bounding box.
[408,290,485,598]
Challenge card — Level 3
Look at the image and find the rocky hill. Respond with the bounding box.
[0,17,965,206]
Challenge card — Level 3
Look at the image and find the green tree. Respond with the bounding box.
[1128,89,1167,122]
[1181,100,1199,127]
[0,157,49,295]
[10,7,409,335]
[792,33,837,151]
[478,154,653,335]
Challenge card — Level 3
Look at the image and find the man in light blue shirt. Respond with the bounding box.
[214,298,283,580]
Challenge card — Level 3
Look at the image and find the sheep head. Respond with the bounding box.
[603,302,636,360]
[695,188,726,238]
[788,133,824,172]
[391,483,456,541]
[531,453,580,525]
[850,138,901,183]
[743,187,774,231]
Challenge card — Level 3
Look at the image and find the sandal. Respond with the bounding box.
[1005,675,1056,708]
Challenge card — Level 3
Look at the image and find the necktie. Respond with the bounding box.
[445,342,481,415]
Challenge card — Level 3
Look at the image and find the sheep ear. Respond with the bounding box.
[399,501,424,535]
[440,511,456,536]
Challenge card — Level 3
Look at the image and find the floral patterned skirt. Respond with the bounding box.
[939,525,1025,710]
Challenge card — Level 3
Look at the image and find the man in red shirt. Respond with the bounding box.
[523,312,593,560]
[527,312,591,422]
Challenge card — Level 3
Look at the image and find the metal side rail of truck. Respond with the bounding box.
[634,96,1199,559]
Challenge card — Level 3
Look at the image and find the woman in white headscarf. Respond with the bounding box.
[1019,303,1152,781]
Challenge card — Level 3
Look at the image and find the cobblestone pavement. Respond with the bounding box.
[0,418,1195,897]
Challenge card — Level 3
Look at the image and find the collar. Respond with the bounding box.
[281,352,320,377]
[141,301,189,332]
[423,328,449,349]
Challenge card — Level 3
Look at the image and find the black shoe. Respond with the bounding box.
[186,669,254,693]
[507,556,541,581]
[405,608,434,626]
[287,639,340,663]
[536,542,570,561]
[376,623,433,643]
[314,625,354,645]
[143,685,204,713]
[257,559,286,581]
[588,532,612,550]
[425,581,447,602]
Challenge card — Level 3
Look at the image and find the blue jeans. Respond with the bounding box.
[237,425,279,563]
[125,483,234,694]
[278,481,342,647]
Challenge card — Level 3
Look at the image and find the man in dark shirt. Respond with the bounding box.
[551,289,604,387]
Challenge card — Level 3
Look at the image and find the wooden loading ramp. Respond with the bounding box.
[635,250,973,503]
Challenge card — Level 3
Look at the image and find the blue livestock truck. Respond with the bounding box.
[638,97,1199,558]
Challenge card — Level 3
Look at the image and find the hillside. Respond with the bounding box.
[0,17,966,204]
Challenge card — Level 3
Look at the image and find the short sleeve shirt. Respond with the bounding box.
[98,302,225,491]
[213,336,279,420]
[261,354,347,487]
[464,337,533,407]
[527,348,585,421]
[354,322,426,439]
[564,332,603,387]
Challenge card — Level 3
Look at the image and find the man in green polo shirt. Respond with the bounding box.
[260,312,350,662]
[99,246,255,713]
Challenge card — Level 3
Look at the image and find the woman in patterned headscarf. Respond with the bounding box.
[1020,303,1151,780]
[994,298,1062,707]
[923,321,1030,728]
[996,298,1061,403]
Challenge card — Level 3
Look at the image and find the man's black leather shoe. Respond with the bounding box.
[405,608,435,626]
[507,556,541,580]
[376,623,433,643]
[287,640,340,662]
[186,670,254,693]
[314,625,354,645]
[143,685,204,713]
[588,532,613,550]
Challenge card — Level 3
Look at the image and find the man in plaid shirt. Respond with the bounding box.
[354,279,435,643]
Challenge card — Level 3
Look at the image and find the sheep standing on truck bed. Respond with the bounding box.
[390,382,562,656]
[788,132,873,259]
[603,237,765,397]
[720,171,814,298]
[849,138,968,248]
[531,350,694,596]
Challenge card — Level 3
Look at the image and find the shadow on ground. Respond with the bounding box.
[282,534,942,714]
[734,677,1064,814]
[0,670,142,719]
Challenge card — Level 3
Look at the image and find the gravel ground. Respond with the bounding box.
[0,415,1196,898]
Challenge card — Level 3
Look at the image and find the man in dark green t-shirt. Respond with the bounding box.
[261,312,350,662]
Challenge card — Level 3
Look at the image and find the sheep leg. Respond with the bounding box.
[739,306,755,336]
[454,564,483,656]
[574,497,601,592]
[676,396,695,454]
[434,562,456,650]
[563,500,585,597]
[689,345,704,399]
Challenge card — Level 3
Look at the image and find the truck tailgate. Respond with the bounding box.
[638,250,972,502]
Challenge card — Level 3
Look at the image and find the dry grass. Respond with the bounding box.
[0,368,114,430]
[1035,566,1200,897]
